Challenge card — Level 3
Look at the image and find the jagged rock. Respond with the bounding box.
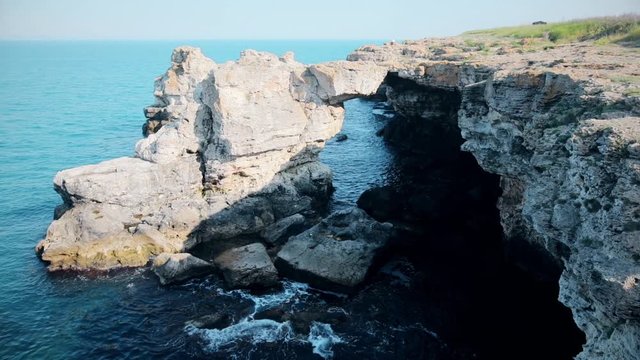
[308,61,388,104]
[350,39,640,360]
[213,243,279,289]
[37,46,386,272]
[260,213,307,245]
[152,252,213,285]
[200,197,275,240]
[275,208,393,293]
[36,34,640,360]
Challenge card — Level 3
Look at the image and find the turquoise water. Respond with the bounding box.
[0,40,394,359]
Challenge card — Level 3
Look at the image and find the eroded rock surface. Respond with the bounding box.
[349,39,640,360]
[37,36,640,359]
[152,252,213,285]
[275,208,393,292]
[37,47,384,271]
[213,243,278,289]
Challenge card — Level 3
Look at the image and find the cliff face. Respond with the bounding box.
[350,39,640,359]
[35,47,386,271]
[37,39,640,359]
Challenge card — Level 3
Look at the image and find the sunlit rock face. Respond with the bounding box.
[37,37,640,360]
[36,47,387,271]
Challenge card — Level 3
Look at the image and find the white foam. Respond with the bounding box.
[187,319,293,352]
[187,281,350,356]
[230,281,311,314]
[307,322,343,359]
[371,108,395,118]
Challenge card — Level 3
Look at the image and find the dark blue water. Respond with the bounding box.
[0,40,403,359]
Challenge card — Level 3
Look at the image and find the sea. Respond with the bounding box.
[0,40,410,359]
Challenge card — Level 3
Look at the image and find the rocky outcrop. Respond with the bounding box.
[37,35,640,359]
[457,70,640,360]
[213,243,279,289]
[349,39,640,359]
[36,47,386,271]
[260,213,307,245]
[275,208,393,292]
[152,252,214,285]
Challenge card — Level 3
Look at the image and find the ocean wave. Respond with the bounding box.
[187,318,294,352]
[308,322,343,359]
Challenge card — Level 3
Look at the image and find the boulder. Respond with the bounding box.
[335,133,348,142]
[260,214,307,245]
[152,252,213,285]
[356,186,404,222]
[213,243,279,289]
[275,208,393,293]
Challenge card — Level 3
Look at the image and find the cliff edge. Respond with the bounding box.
[36,32,639,359]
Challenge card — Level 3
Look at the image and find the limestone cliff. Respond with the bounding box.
[36,37,640,359]
[349,38,639,359]
[35,47,386,271]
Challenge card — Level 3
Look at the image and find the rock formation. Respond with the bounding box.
[35,47,385,271]
[152,252,214,285]
[37,36,640,359]
[348,39,640,360]
[275,208,393,292]
[213,243,279,289]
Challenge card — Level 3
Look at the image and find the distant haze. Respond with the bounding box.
[0,0,638,40]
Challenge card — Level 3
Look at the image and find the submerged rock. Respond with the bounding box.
[356,186,403,222]
[186,313,233,330]
[213,243,279,289]
[275,208,393,293]
[152,252,213,285]
[335,133,348,142]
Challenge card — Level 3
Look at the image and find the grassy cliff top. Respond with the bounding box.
[463,15,640,47]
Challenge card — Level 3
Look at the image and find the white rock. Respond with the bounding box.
[152,252,213,285]
[38,46,388,272]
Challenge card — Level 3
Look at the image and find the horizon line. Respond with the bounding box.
[0,38,400,42]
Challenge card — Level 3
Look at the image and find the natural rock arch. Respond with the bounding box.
[37,43,640,360]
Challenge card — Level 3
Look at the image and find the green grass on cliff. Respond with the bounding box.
[464,15,640,46]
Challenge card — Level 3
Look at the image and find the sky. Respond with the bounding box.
[0,0,638,40]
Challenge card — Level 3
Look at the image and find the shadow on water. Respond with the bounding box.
[26,87,585,359]
[357,74,586,359]
[178,87,585,358]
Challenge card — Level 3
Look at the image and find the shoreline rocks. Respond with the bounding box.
[275,208,393,293]
[36,46,385,272]
[152,253,214,285]
[36,36,640,360]
[213,243,279,289]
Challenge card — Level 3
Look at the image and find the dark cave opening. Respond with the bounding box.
[357,73,586,359]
